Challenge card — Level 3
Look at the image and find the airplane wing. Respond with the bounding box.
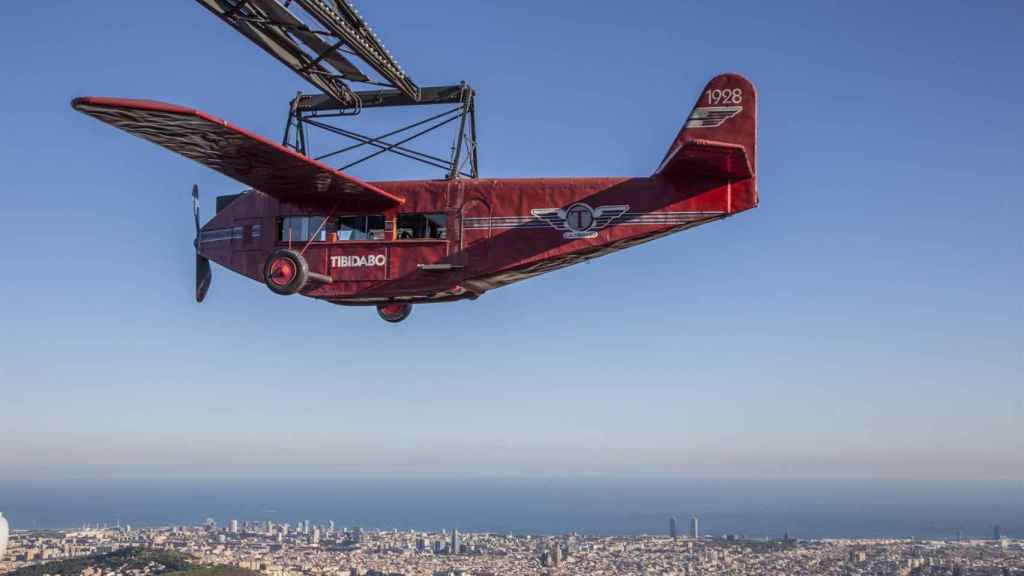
[71,97,404,212]
[655,138,753,181]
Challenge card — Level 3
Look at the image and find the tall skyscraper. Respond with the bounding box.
[0,512,9,560]
[669,517,678,539]
[689,515,700,539]
[229,520,239,534]
[540,550,553,567]
[994,525,1002,540]
[451,529,461,555]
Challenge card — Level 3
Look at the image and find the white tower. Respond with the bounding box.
[0,512,9,560]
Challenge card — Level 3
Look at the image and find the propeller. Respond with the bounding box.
[193,184,212,303]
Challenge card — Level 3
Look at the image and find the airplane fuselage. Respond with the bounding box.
[198,173,756,305]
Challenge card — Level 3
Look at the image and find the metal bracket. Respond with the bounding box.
[417,263,465,272]
[283,83,479,179]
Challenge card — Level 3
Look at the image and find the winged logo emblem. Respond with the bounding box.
[684,105,743,129]
[531,203,630,239]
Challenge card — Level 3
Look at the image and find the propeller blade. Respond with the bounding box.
[192,184,201,236]
[192,184,211,303]
[196,254,212,303]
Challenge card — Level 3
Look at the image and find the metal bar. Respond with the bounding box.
[417,263,464,272]
[308,272,332,284]
[297,111,308,155]
[306,121,455,172]
[305,106,460,159]
[282,92,299,147]
[232,15,334,37]
[194,0,360,106]
[449,85,470,180]
[304,119,456,168]
[300,208,336,257]
[224,0,250,19]
[292,0,419,101]
[296,85,469,112]
[299,38,347,72]
[468,95,479,178]
[339,114,461,170]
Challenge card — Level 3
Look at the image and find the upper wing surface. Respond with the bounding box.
[72,97,403,211]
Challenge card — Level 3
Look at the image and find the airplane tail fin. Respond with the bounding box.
[656,73,757,187]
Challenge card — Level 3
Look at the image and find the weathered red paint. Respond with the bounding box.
[74,73,759,310]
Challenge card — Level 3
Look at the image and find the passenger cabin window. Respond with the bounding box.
[397,213,447,240]
[278,216,327,242]
[336,215,386,241]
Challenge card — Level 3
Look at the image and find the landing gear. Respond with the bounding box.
[264,249,309,295]
[377,303,412,323]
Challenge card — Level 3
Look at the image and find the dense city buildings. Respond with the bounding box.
[1,520,1021,576]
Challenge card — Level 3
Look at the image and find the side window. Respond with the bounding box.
[278,216,326,242]
[397,213,447,239]
[425,213,447,239]
[367,215,387,240]
[336,215,386,241]
[337,215,369,241]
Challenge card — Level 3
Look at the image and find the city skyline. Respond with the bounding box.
[1,476,1021,540]
[3,513,1014,543]
[2,520,1020,576]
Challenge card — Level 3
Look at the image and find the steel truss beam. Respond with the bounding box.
[283,83,479,180]
[195,0,419,106]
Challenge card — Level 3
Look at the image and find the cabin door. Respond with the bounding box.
[459,195,490,270]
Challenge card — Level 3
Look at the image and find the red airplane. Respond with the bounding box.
[72,1,757,323]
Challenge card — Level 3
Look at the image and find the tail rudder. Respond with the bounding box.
[656,73,757,187]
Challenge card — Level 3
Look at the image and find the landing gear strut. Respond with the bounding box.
[377,303,412,323]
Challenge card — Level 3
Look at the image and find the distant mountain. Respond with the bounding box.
[9,547,259,576]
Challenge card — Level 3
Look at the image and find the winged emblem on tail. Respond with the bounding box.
[685,106,743,129]
[531,203,630,239]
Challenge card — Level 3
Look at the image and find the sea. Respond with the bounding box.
[1,478,1022,540]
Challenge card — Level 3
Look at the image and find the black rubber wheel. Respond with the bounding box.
[377,303,412,323]
[264,248,309,296]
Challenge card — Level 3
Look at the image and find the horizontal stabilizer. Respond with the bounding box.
[656,138,753,180]
[72,97,403,212]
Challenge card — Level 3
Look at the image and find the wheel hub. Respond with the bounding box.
[269,258,296,286]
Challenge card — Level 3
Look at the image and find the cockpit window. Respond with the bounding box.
[337,215,386,241]
[397,213,447,240]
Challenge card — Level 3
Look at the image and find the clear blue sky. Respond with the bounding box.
[0,1,1020,480]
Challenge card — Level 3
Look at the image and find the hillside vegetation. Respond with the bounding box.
[10,547,260,576]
